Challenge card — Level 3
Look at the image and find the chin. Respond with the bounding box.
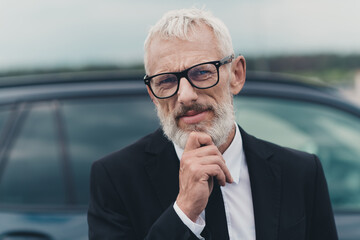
[178,120,210,132]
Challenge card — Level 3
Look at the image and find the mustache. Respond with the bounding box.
[174,103,214,119]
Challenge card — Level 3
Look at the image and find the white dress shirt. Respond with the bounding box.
[173,124,256,240]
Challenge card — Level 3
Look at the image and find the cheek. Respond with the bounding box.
[210,83,232,104]
[157,101,174,115]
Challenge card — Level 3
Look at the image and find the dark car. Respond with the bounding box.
[0,70,359,240]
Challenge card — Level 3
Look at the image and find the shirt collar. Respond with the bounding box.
[173,123,244,184]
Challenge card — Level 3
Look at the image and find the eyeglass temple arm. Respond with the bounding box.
[220,54,235,65]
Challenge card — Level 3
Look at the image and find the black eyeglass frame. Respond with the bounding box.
[144,54,235,99]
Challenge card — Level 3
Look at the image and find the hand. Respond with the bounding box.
[175,132,233,222]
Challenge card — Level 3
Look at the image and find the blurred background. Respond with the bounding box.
[1,1,360,239]
[1,0,360,103]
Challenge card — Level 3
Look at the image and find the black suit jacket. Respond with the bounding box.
[88,127,338,240]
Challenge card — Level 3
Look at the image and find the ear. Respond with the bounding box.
[146,86,159,106]
[229,55,246,95]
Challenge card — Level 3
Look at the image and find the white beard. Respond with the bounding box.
[155,93,235,149]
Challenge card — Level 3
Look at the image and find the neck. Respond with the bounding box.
[217,124,236,154]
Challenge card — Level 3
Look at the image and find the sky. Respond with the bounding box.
[1,0,360,71]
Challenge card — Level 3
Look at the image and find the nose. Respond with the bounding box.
[177,77,198,106]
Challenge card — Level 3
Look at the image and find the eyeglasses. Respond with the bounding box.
[144,54,234,99]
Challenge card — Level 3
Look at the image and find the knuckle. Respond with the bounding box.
[188,163,198,173]
[204,134,212,142]
[209,146,220,155]
[182,152,190,160]
[183,161,192,170]
[189,131,198,138]
[203,133,211,139]
[208,145,216,151]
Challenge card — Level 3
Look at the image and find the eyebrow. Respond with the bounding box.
[153,58,219,76]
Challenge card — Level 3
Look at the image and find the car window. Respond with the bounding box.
[61,96,159,205]
[0,107,11,135]
[0,103,66,205]
[234,96,360,211]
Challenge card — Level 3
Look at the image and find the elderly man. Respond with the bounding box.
[88,8,338,240]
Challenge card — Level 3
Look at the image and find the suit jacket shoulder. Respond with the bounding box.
[239,127,337,240]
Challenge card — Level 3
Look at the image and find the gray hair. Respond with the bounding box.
[144,8,234,74]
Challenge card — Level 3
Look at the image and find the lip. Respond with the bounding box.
[179,110,208,125]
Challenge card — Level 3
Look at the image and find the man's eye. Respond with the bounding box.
[159,77,176,84]
[154,75,177,87]
[190,68,215,80]
[197,70,211,75]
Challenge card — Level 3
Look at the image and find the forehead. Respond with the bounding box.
[146,25,222,75]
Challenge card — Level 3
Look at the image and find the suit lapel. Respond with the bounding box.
[143,129,180,210]
[240,127,281,240]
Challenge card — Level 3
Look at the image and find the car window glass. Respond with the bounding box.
[61,96,159,205]
[0,107,11,135]
[0,103,66,206]
[234,96,360,210]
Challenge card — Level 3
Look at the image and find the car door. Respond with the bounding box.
[234,93,360,240]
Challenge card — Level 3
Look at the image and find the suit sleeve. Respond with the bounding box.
[307,155,338,240]
[87,161,200,240]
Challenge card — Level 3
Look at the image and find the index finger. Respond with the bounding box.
[184,132,214,151]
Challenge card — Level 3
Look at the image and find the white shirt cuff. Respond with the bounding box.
[173,202,205,239]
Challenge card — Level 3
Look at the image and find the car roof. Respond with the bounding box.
[0,69,146,87]
[0,69,328,88]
